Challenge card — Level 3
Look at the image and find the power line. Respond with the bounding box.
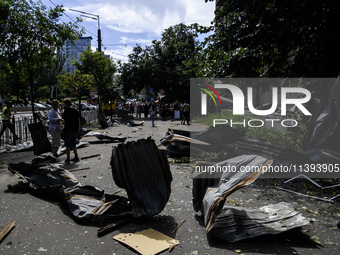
[48,0,97,38]
[104,44,128,47]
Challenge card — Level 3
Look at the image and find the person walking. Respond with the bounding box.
[144,102,149,119]
[161,104,167,121]
[138,104,142,118]
[0,101,19,142]
[48,100,63,162]
[149,103,156,127]
[181,100,190,125]
[62,98,81,164]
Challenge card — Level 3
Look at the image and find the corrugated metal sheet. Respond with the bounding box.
[8,164,132,222]
[195,154,273,232]
[209,202,310,242]
[110,137,172,218]
[193,155,310,242]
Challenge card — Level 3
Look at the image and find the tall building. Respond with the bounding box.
[61,36,93,73]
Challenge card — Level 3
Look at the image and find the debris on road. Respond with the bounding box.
[0,221,16,243]
[28,122,51,156]
[80,153,102,160]
[84,131,127,143]
[2,141,34,153]
[97,218,131,237]
[113,228,179,255]
[194,154,273,232]
[159,133,209,156]
[193,155,311,242]
[209,202,310,242]
[7,137,173,224]
[7,163,132,222]
[111,137,172,217]
[275,174,340,202]
[302,79,340,163]
[171,219,186,233]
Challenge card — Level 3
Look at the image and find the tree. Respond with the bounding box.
[197,0,340,82]
[37,51,67,101]
[57,70,94,116]
[0,0,83,122]
[73,47,116,112]
[118,23,198,102]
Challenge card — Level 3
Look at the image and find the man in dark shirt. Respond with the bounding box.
[62,98,81,163]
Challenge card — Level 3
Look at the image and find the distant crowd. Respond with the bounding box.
[117,101,190,124]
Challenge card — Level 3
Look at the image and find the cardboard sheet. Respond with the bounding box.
[113,228,179,255]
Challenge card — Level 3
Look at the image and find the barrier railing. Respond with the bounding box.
[0,110,98,147]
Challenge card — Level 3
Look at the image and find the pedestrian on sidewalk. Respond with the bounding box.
[48,100,63,162]
[0,101,19,142]
[62,98,81,164]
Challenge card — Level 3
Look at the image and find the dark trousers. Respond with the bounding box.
[0,120,18,139]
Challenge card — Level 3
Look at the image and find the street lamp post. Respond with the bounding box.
[69,9,101,52]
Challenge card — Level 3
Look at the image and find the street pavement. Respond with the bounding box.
[0,117,339,255]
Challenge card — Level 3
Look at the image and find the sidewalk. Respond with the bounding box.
[0,118,339,255]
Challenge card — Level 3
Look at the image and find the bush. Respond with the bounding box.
[194,110,306,152]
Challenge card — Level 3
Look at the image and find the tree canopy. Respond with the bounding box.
[196,0,340,79]
[57,70,94,115]
[0,0,82,120]
[73,47,116,93]
[118,23,199,102]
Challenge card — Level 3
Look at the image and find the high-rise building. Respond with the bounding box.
[61,36,93,73]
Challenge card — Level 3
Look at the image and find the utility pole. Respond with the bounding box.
[69,9,101,52]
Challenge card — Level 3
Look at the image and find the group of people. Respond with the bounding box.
[1,98,189,159]
[48,98,80,163]
[119,100,190,126]
[0,98,81,163]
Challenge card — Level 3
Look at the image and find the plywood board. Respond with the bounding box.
[113,228,179,255]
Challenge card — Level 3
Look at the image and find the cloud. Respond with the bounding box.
[104,45,134,63]
[71,0,214,36]
[60,0,215,62]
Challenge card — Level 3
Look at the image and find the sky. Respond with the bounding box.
[41,0,216,62]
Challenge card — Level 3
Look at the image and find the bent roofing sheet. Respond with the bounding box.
[198,154,273,232]
[8,164,132,221]
[209,202,309,242]
[110,137,172,218]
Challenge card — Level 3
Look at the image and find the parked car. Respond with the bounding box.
[27,103,47,110]
[39,103,52,110]
[82,102,97,110]
[74,102,96,111]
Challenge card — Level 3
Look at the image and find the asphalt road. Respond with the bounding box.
[0,117,339,255]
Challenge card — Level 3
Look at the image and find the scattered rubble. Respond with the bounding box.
[0,222,15,243]
[84,131,127,143]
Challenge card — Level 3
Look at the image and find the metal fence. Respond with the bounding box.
[0,115,35,146]
[81,110,98,125]
[0,110,98,147]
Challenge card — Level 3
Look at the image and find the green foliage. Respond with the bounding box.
[169,157,190,164]
[0,0,83,120]
[189,0,340,98]
[57,70,94,114]
[117,23,199,102]
[195,110,306,152]
[73,47,116,93]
